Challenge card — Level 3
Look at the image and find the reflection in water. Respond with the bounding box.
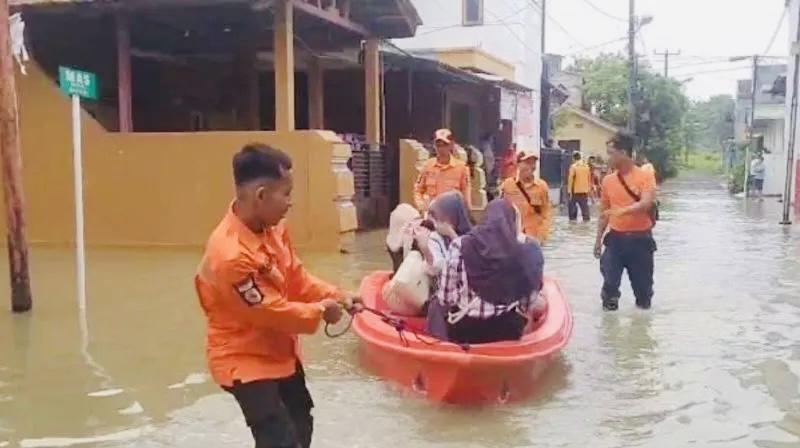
[1,176,800,447]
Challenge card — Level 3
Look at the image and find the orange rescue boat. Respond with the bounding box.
[352,271,573,405]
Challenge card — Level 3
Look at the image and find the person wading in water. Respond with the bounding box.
[195,143,361,448]
[594,132,657,311]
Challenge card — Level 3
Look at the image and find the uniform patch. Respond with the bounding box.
[234,275,263,306]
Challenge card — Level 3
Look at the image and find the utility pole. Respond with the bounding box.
[744,55,759,199]
[627,0,636,134]
[541,0,546,54]
[780,10,800,225]
[0,3,32,312]
[654,49,680,77]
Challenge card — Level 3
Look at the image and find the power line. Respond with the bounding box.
[575,0,627,22]
[671,65,752,77]
[763,6,787,54]
[415,2,534,37]
[565,37,627,56]
[653,49,680,77]
[524,0,586,48]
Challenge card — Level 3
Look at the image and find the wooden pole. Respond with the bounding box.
[0,0,32,312]
[115,11,132,133]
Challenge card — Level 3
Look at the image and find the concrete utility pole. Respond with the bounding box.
[627,0,636,134]
[541,0,546,54]
[746,55,759,199]
[0,3,32,312]
[654,49,680,77]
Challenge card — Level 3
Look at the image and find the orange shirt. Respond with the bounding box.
[195,206,343,386]
[413,156,471,211]
[601,166,656,232]
[568,160,592,194]
[500,176,552,243]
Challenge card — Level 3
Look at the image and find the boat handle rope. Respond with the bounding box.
[325,305,470,353]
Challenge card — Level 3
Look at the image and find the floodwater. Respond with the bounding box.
[2,174,800,448]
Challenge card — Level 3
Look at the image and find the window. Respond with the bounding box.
[462,0,484,26]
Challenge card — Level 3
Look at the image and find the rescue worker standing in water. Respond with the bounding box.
[594,132,657,311]
[195,143,359,448]
[500,149,552,243]
[413,129,472,212]
[567,151,592,222]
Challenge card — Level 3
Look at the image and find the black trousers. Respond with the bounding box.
[447,311,528,344]
[568,193,591,221]
[223,363,314,448]
[599,231,656,310]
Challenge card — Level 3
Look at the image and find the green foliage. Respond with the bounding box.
[569,53,690,180]
[726,142,748,194]
[729,159,746,194]
[686,95,736,152]
[682,151,724,174]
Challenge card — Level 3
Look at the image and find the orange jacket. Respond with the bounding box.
[500,177,552,243]
[413,156,471,211]
[195,206,343,386]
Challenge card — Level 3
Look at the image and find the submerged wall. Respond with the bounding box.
[6,64,355,250]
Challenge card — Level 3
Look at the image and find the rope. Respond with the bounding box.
[324,305,470,352]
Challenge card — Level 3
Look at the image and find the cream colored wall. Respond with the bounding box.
[554,112,615,160]
[7,64,354,250]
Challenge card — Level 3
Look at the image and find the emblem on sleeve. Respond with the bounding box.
[234,275,263,306]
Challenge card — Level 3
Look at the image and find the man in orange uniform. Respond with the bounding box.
[414,129,471,212]
[195,143,358,448]
[594,132,657,311]
[639,154,656,179]
[500,149,552,243]
[567,151,592,222]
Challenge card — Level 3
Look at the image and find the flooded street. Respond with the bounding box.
[2,175,800,447]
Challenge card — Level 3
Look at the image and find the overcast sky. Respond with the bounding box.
[546,0,789,99]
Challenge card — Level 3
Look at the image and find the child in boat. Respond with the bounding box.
[414,191,473,279]
[385,203,423,273]
[427,198,545,344]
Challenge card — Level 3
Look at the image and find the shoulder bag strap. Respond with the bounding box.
[616,172,640,202]
[516,180,535,206]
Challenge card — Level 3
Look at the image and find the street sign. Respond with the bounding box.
[58,66,98,101]
[59,65,94,313]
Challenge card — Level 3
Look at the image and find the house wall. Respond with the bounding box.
[394,0,541,147]
[762,119,786,196]
[8,63,355,250]
[554,111,614,160]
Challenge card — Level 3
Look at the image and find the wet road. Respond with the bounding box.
[2,175,800,447]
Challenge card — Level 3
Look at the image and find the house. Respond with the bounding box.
[554,106,619,161]
[734,64,787,196]
[391,0,542,151]
[6,0,421,250]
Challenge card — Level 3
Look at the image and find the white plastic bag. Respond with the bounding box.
[382,251,429,315]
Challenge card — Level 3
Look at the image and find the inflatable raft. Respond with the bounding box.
[352,271,573,405]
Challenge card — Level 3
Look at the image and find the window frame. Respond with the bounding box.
[462,0,484,26]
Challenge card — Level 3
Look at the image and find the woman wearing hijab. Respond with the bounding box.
[427,198,545,344]
[414,191,473,278]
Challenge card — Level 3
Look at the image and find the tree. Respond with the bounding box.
[569,53,691,179]
[686,95,735,152]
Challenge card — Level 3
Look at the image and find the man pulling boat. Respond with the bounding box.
[194,143,361,448]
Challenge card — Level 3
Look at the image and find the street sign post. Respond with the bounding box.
[58,66,97,314]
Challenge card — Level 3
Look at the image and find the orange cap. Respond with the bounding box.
[434,129,454,144]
